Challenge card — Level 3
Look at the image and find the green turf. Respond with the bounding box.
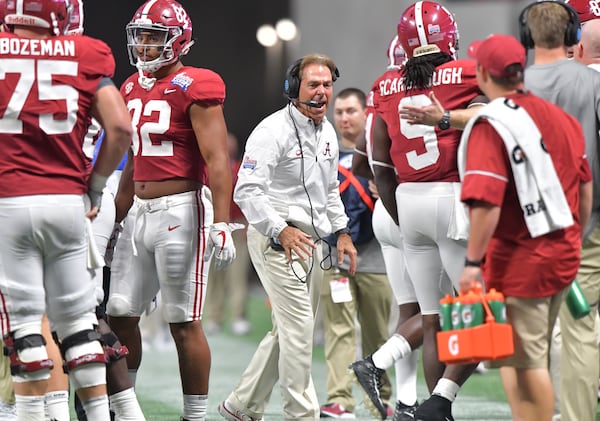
[70,287,598,420]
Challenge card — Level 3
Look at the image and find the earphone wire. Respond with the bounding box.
[287,104,334,283]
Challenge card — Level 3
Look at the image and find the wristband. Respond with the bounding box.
[335,227,350,237]
[464,258,481,267]
[88,172,108,193]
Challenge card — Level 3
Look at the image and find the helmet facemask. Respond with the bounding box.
[127,23,185,73]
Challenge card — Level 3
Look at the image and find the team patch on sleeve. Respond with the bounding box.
[241,156,257,170]
[170,72,194,92]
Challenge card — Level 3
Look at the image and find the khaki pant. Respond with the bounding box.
[559,223,600,421]
[227,226,323,421]
[0,340,14,404]
[321,267,392,412]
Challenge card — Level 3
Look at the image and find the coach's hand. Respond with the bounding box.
[205,222,245,270]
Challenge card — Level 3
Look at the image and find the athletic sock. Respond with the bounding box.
[45,390,70,421]
[372,334,412,370]
[182,394,208,421]
[432,378,460,403]
[109,387,146,420]
[81,395,111,421]
[395,349,418,406]
[15,394,44,421]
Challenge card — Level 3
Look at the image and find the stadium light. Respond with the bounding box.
[256,24,278,47]
[275,19,297,42]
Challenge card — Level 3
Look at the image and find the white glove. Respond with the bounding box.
[205,222,245,270]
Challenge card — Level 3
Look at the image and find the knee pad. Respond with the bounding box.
[59,330,107,389]
[4,333,53,382]
[101,331,129,364]
[106,295,132,317]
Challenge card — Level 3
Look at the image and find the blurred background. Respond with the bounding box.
[85,0,535,145]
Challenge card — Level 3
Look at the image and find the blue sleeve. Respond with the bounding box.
[93,130,128,170]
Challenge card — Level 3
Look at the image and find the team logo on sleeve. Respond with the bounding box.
[125,82,134,95]
[170,72,193,92]
[242,156,257,170]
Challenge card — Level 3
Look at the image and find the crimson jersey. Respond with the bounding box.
[461,92,591,298]
[375,59,482,183]
[365,67,402,168]
[120,66,225,184]
[0,33,114,197]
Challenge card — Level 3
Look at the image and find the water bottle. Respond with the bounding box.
[461,290,484,328]
[439,294,454,331]
[485,288,506,323]
[566,280,590,320]
[451,294,463,330]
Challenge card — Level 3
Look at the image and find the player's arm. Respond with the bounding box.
[87,80,132,218]
[372,115,399,225]
[114,148,134,223]
[191,103,232,224]
[90,81,132,179]
[352,131,373,179]
[400,91,487,129]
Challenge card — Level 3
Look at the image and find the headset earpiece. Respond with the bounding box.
[284,59,302,100]
[518,0,581,49]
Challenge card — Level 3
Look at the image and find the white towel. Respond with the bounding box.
[459,97,573,238]
[85,217,105,269]
[447,182,470,241]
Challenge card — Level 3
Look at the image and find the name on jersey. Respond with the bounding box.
[379,67,463,96]
[0,38,75,57]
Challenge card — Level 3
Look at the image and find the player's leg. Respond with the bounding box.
[351,199,422,418]
[107,201,157,386]
[156,190,212,420]
[42,315,70,421]
[356,271,393,411]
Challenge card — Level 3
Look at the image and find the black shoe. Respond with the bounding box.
[393,400,418,421]
[348,356,387,419]
[414,395,453,421]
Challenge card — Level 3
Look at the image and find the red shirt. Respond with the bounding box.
[375,59,482,183]
[120,66,226,184]
[0,33,114,196]
[462,92,591,298]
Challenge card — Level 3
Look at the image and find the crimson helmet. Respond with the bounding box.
[2,0,71,35]
[397,1,459,59]
[386,35,406,69]
[126,0,194,73]
[66,0,83,35]
[565,0,600,23]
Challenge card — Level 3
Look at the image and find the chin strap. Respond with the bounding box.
[137,66,156,91]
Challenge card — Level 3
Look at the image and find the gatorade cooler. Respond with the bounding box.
[437,286,514,364]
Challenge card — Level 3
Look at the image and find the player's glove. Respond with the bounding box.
[87,172,108,212]
[204,222,245,270]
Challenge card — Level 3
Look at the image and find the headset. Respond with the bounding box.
[283,57,340,100]
[519,0,581,49]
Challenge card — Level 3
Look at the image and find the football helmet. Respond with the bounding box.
[397,1,459,59]
[1,0,71,35]
[565,0,600,23]
[126,0,194,73]
[66,0,83,35]
[386,35,406,69]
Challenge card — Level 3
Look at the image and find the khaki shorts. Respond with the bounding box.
[492,288,567,369]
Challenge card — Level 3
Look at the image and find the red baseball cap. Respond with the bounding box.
[468,34,526,78]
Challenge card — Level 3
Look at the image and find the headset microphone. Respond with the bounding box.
[298,100,321,108]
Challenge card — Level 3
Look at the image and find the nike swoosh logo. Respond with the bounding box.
[217,231,226,252]
[168,225,181,231]
[164,88,177,94]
